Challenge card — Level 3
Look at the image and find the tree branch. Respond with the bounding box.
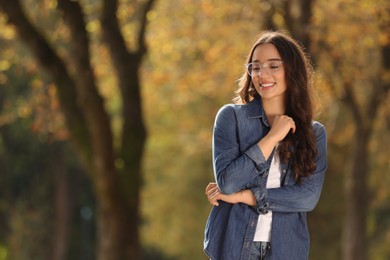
[100,0,148,157]
[342,81,364,128]
[101,0,134,62]
[0,0,91,161]
[282,0,314,52]
[262,0,277,31]
[137,0,155,56]
[57,0,115,178]
[56,1,91,67]
[299,0,314,51]
[283,0,294,34]
[366,37,390,127]
[100,0,148,201]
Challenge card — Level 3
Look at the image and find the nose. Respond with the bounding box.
[256,67,271,77]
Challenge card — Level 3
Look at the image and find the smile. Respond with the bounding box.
[260,82,276,88]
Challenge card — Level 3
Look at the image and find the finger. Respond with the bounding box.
[208,189,220,200]
[205,182,217,194]
[206,185,219,197]
[207,191,219,206]
[291,120,296,133]
[206,186,219,197]
[210,200,219,206]
[209,190,222,203]
[208,196,219,206]
[285,117,295,133]
[205,183,212,194]
[206,182,216,188]
[209,192,220,206]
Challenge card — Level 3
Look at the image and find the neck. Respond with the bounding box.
[262,97,286,125]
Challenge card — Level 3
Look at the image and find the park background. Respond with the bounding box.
[0,0,389,259]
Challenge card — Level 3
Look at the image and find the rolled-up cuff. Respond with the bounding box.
[250,186,269,214]
[244,144,269,172]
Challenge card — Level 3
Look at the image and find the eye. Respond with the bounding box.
[268,63,281,70]
[251,64,261,71]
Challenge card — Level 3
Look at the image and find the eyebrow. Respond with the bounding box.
[252,58,282,63]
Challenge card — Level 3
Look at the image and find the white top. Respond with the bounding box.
[253,152,281,242]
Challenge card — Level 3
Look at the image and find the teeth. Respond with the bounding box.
[260,83,275,87]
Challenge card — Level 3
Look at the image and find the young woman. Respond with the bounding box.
[203,31,327,260]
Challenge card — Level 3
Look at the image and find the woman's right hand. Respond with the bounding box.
[267,115,296,142]
[258,115,296,160]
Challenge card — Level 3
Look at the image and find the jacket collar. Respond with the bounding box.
[246,97,270,127]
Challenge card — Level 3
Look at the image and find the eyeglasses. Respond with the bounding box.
[246,60,284,77]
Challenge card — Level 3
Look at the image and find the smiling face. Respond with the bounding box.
[251,43,287,102]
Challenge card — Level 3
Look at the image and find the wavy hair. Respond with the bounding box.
[235,31,317,183]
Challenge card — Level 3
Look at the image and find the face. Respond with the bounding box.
[250,43,287,101]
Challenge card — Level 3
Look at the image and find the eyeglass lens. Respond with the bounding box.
[247,60,283,76]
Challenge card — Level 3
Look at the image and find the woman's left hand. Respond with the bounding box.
[205,182,222,206]
[205,182,256,206]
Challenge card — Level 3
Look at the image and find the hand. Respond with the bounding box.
[205,182,256,206]
[267,115,296,142]
[257,115,296,160]
[205,182,222,206]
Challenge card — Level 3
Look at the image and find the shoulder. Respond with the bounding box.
[217,103,247,112]
[216,99,259,118]
[312,121,327,140]
[215,103,246,120]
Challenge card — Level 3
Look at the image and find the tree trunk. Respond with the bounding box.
[283,0,313,51]
[342,129,369,260]
[51,156,71,260]
[99,0,152,258]
[60,0,146,257]
[94,174,136,259]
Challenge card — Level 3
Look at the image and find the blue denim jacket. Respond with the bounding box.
[204,98,327,260]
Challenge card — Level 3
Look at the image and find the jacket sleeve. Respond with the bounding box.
[213,105,269,195]
[252,122,327,213]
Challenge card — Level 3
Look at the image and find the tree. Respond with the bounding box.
[312,1,390,259]
[0,0,155,259]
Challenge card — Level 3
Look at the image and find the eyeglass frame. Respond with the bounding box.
[246,59,284,77]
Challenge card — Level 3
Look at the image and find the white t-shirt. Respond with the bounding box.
[253,152,281,242]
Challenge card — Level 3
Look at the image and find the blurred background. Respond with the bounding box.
[0,0,389,259]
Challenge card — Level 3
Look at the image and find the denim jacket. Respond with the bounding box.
[204,98,327,260]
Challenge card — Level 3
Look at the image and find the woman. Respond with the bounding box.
[203,31,327,260]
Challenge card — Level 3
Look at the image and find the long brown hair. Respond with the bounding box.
[235,31,317,183]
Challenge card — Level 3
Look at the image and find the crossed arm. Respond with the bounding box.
[205,182,256,206]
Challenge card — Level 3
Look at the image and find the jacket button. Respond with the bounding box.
[258,208,268,214]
